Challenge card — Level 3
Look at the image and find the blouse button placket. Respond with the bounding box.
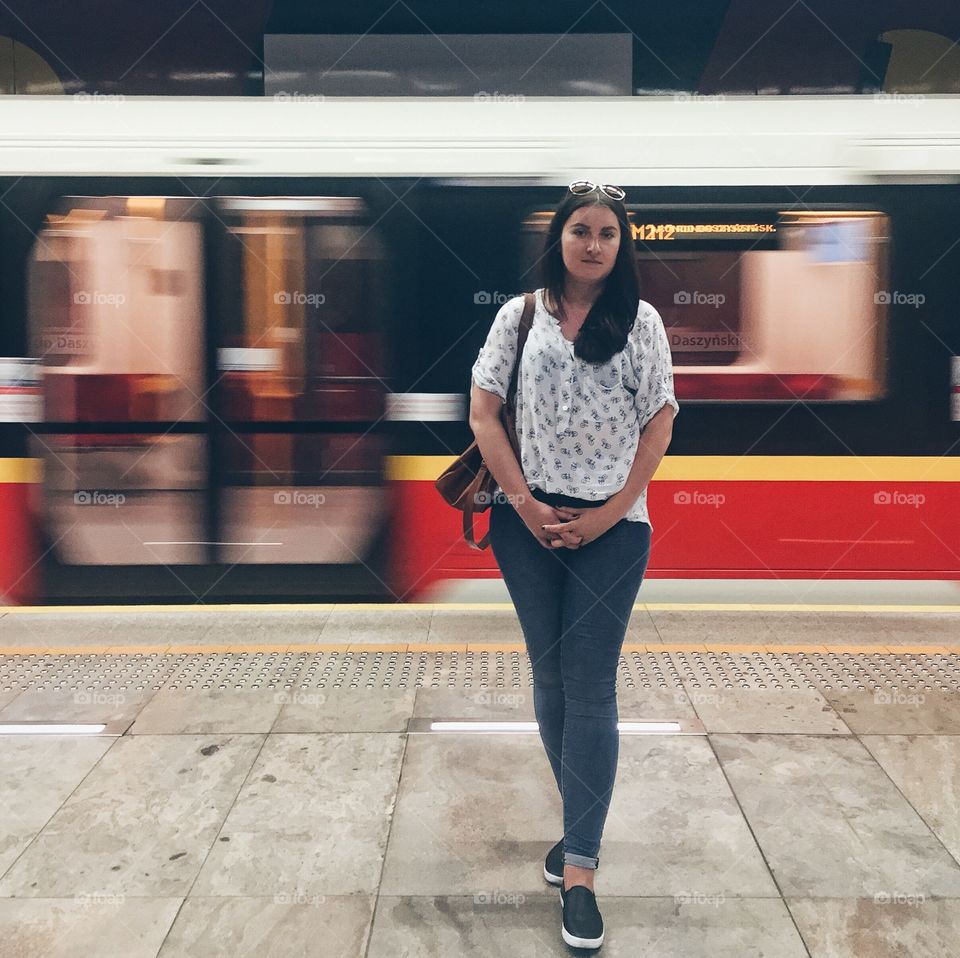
[557,332,575,433]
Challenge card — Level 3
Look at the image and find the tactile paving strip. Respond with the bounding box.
[2,649,960,693]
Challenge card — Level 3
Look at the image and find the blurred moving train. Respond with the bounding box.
[0,96,958,602]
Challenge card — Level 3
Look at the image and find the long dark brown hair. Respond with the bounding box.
[541,189,641,364]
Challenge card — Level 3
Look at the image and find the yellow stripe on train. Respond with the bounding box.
[0,459,42,483]
[2,456,959,484]
[386,456,960,482]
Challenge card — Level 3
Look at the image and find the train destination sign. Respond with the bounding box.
[631,222,777,241]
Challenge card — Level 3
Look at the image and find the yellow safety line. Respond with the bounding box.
[1,602,957,614]
[0,643,956,656]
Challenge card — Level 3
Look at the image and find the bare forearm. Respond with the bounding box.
[601,406,674,522]
[471,417,530,504]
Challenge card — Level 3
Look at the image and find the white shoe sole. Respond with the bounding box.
[561,922,604,949]
[543,863,563,886]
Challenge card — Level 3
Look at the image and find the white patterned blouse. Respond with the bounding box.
[471,287,679,528]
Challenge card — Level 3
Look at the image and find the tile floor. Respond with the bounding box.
[1,608,959,956]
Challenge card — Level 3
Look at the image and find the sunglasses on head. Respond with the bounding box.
[568,180,626,201]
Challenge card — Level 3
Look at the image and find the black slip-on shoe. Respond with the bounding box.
[559,884,604,950]
[543,839,564,885]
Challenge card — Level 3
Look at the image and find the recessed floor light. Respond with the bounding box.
[0,724,108,734]
[428,720,682,733]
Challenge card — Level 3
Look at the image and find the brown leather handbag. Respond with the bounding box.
[435,292,535,550]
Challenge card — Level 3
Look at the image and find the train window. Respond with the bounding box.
[214,197,390,565]
[520,205,889,401]
[29,433,207,566]
[29,258,79,365]
[28,198,207,422]
[28,194,393,572]
[215,198,389,424]
[218,431,387,565]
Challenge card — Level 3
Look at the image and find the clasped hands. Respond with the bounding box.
[518,496,621,550]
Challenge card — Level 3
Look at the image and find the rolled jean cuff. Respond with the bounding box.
[564,851,599,870]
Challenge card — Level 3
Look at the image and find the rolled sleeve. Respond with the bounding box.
[470,296,524,402]
[631,303,680,432]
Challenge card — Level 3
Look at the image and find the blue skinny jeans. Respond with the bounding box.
[489,487,652,869]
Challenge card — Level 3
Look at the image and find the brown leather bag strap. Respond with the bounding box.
[505,292,536,408]
[465,292,536,550]
[463,506,491,550]
[500,292,536,460]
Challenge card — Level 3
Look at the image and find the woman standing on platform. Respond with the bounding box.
[468,181,679,951]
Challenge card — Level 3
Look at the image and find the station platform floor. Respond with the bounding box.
[1,598,960,956]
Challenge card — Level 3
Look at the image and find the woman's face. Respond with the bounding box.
[560,204,621,286]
